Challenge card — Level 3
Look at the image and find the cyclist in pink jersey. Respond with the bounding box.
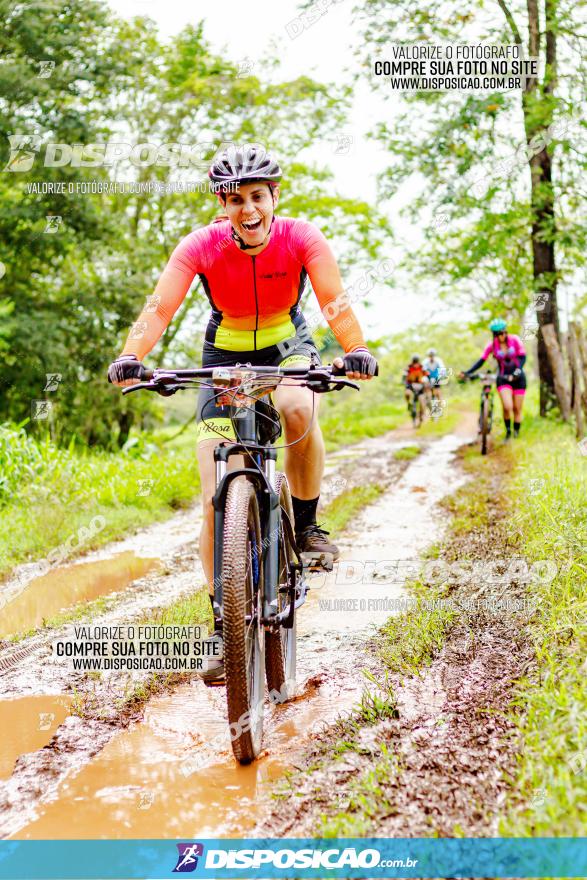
[460,318,527,439]
[109,146,378,676]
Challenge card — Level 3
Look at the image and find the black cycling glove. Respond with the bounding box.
[107,354,146,384]
[343,348,378,376]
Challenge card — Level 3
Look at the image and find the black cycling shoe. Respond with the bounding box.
[198,631,225,685]
[296,524,340,571]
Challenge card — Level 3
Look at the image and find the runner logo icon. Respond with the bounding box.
[172,843,204,872]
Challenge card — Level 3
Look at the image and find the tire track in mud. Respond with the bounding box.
[0,420,474,839]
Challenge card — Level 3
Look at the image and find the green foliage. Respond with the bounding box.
[393,444,421,460]
[354,0,586,324]
[0,2,391,447]
[498,416,587,836]
[0,421,200,574]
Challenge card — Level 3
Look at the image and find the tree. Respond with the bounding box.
[355,0,586,414]
[0,3,393,445]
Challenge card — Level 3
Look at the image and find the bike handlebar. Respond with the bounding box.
[122,363,361,396]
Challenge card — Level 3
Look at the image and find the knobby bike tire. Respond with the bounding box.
[480,394,490,455]
[222,479,265,764]
[265,473,297,703]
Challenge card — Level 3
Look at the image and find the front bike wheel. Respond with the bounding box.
[265,473,297,704]
[222,479,265,764]
[480,394,490,455]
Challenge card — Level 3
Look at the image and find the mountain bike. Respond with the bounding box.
[462,372,496,455]
[407,381,426,427]
[123,363,358,763]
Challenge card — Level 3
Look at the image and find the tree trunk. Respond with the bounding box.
[541,323,571,420]
[522,0,560,415]
[117,409,134,448]
[568,322,586,435]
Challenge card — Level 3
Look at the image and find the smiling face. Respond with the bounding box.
[220,182,279,249]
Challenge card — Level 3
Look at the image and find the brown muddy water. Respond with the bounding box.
[0,553,162,639]
[3,426,474,839]
[0,695,72,780]
[13,675,364,838]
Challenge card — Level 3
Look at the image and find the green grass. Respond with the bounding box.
[393,444,421,461]
[146,588,211,629]
[417,399,467,436]
[376,581,456,677]
[498,415,587,836]
[320,484,384,536]
[0,423,200,578]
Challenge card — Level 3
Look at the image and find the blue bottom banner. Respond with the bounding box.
[0,837,586,878]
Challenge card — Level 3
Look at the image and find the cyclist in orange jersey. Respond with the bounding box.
[108,146,378,676]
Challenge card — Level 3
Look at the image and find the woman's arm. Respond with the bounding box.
[120,233,201,361]
[294,221,366,353]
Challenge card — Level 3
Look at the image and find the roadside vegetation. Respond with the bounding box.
[0,422,199,578]
[499,416,587,836]
[269,394,587,838]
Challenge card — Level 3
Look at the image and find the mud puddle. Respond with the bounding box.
[2,423,475,839]
[0,696,72,781]
[12,676,363,839]
[0,554,162,640]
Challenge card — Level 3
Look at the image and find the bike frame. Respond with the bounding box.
[123,363,356,637]
[213,385,309,639]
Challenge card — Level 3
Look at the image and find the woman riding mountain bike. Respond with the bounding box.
[459,318,527,440]
[107,144,378,681]
[422,347,446,410]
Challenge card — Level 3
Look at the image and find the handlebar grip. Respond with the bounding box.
[143,369,154,380]
[331,361,379,377]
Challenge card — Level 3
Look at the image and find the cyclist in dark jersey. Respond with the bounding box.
[460,318,527,439]
[108,145,378,677]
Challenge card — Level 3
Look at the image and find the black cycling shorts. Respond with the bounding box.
[496,370,527,394]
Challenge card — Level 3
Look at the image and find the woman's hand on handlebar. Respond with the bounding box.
[333,347,378,381]
[107,354,147,387]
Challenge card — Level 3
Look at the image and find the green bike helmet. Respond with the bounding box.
[489,318,507,334]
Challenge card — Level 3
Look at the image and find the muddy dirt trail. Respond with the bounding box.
[0,415,476,839]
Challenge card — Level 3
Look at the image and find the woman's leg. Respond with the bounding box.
[272,380,338,562]
[497,386,514,437]
[513,391,525,435]
[273,380,324,502]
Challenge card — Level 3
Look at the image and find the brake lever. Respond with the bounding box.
[305,378,359,393]
[122,381,178,396]
[122,381,158,395]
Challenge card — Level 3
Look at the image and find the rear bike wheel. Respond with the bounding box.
[265,473,297,704]
[480,393,490,455]
[222,479,265,764]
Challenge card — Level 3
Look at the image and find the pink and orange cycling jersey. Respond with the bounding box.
[481,334,526,372]
[122,216,366,358]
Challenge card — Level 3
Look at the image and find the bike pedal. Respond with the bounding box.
[302,553,335,573]
[203,677,226,688]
